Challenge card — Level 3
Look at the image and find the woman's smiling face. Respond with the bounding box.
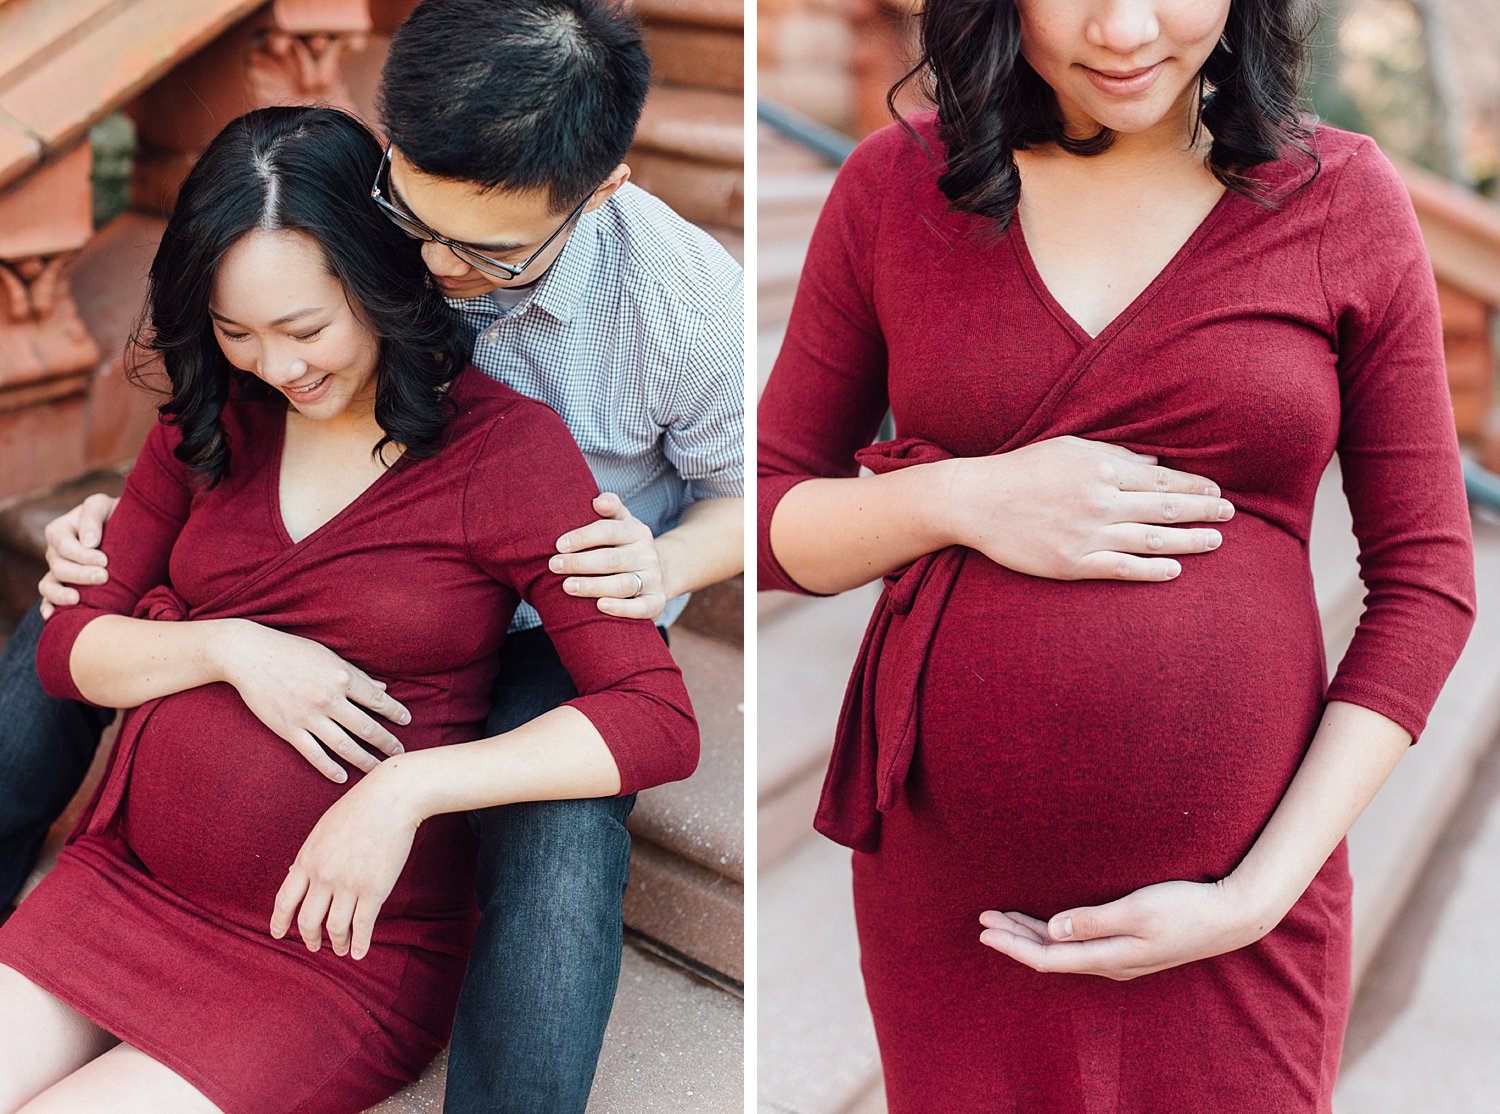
[209,228,381,418]
[1015,0,1231,140]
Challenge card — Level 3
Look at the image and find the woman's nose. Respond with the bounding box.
[1084,0,1161,55]
[259,354,309,388]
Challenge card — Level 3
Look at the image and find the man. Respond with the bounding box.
[0,1,743,1110]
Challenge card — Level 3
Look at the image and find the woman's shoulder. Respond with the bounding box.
[837,111,944,186]
[446,366,576,452]
[1251,123,1402,207]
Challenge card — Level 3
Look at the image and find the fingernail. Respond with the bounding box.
[399,713,411,725]
[549,556,564,572]
[1218,501,1234,520]
[555,538,571,553]
[91,569,106,583]
[353,948,365,961]
[374,680,387,691]
[1206,532,1222,550]
[335,770,348,783]
[392,744,405,755]
[564,578,579,592]
[1053,917,1073,940]
[1203,483,1220,498]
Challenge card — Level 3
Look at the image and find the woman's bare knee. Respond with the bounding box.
[0,964,116,1112]
[19,1042,222,1114]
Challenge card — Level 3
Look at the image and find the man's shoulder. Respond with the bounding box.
[595,183,743,315]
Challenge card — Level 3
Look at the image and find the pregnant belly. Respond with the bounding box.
[120,684,352,917]
[906,516,1326,909]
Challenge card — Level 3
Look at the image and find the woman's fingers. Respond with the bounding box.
[980,925,1142,978]
[294,883,334,952]
[1100,524,1223,557]
[1112,491,1235,525]
[1112,490,1235,526]
[1119,462,1220,498]
[287,729,352,783]
[345,672,411,727]
[270,867,310,941]
[325,891,358,957]
[1072,552,1182,582]
[330,702,405,760]
[350,895,383,961]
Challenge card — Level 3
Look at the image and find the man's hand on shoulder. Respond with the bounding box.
[551,493,667,622]
[38,493,119,618]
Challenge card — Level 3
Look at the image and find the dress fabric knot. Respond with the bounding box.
[814,437,971,853]
[77,585,195,838]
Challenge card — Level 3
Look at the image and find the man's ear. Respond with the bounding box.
[584,164,632,212]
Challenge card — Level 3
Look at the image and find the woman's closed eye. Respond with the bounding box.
[293,328,325,342]
[218,328,250,342]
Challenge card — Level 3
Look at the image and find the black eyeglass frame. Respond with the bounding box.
[370,145,591,281]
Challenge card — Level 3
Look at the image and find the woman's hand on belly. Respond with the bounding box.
[271,764,421,960]
[976,877,1268,981]
[218,619,413,782]
[945,437,1235,582]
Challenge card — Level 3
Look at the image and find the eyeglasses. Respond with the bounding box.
[369,145,590,281]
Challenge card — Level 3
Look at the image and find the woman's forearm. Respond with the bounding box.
[769,464,959,594]
[374,705,623,822]
[1229,700,1410,928]
[66,614,244,707]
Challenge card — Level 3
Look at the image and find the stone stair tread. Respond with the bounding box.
[635,84,743,166]
[1345,512,1500,984]
[633,0,745,30]
[0,0,266,192]
[624,839,743,982]
[631,626,744,882]
[756,585,878,799]
[758,835,881,1114]
[369,942,743,1112]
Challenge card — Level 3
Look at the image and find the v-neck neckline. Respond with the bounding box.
[1009,186,1233,348]
[267,407,412,550]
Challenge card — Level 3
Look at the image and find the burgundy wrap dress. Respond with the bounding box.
[757,118,1476,1112]
[0,368,697,1113]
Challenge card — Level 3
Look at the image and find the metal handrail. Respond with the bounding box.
[1465,457,1500,513]
[757,98,856,166]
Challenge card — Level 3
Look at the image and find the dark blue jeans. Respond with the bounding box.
[0,604,644,1114]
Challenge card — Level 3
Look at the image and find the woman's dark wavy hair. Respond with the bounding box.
[891,0,1320,225]
[130,106,464,486]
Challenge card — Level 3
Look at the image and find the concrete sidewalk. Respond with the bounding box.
[1336,727,1500,1111]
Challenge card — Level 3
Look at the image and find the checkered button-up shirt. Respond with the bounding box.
[448,182,745,630]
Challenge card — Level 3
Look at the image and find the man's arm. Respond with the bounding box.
[550,492,744,621]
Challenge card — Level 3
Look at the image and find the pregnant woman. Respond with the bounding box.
[759,1,1474,1110]
[0,106,695,1113]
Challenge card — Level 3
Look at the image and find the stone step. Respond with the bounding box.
[635,84,743,167]
[633,0,744,31]
[756,585,880,871]
[629,149,743,231]
[757,240,812,328]
[678,575,744,646]
[1344,511,1500,984]
[758,836,880,1114]
[0,0,266,192]
[643,23,742,93]
[370,942,743,1112]
[758,324,786,392]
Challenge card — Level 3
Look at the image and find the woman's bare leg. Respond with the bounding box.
[0,963,117,1112]
[19,1043,222,1114]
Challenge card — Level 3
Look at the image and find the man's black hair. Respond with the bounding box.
[378,0,651,213]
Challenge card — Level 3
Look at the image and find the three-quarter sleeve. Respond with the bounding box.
[463,399,698,792]
[756,125,903,594]
[1320,139,1477,740]
[37,419,195,705]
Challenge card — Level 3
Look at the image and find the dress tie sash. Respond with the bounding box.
[76,585,193,840]
[814,437,968,853]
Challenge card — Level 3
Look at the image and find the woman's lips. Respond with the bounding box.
[286,374,331,403]
[1081,61,1164,96]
